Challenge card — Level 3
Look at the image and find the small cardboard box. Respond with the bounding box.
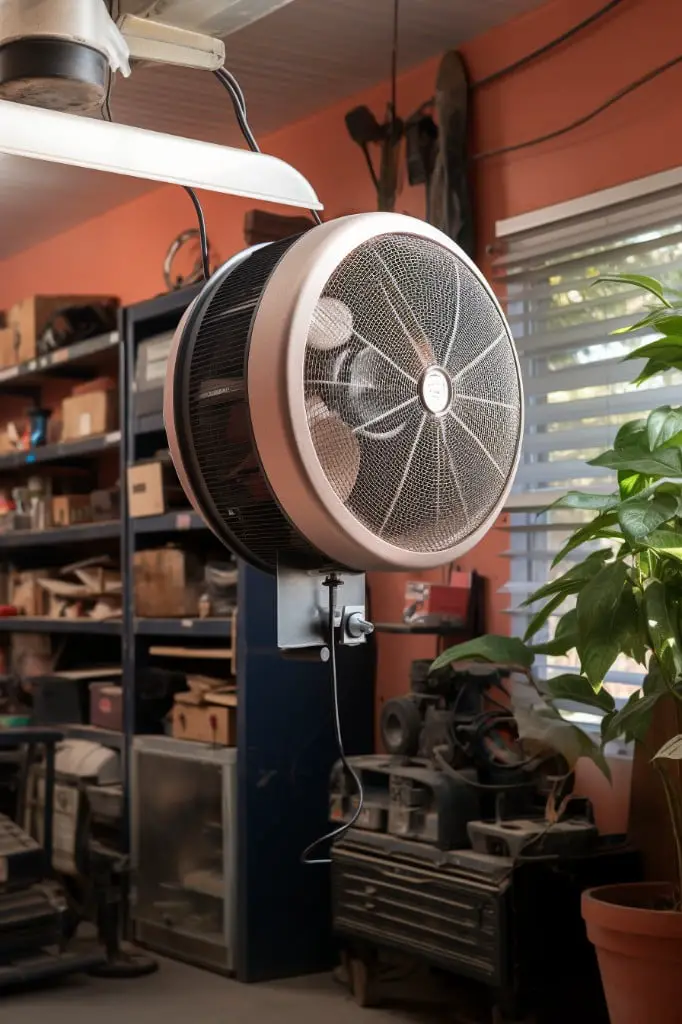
[51,494,92,527]
[135,332,174,417]
[0,327,18,369]
[62,390,117,440]
[134,547,204,617]
[11,570,50,616]
[127,460,185,518]
[404,576,471,625]
[172,697,237,746]
[90,683,123,731]
[8,295,119,366]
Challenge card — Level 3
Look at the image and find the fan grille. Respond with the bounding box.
[303,233,522,553]
[184,236,324,571]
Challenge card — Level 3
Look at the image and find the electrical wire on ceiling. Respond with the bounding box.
[470,0,626,90]
[472,53,682,161]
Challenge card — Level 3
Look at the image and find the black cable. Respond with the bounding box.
[390,0,399,120]
[472,54,682,161]
[101,67,211,280]
[301,576,365,865]
[213,67,323,226]
[183,187,211,281]
[472,0,626,90]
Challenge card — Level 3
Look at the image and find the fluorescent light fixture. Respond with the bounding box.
[0,98,322,210]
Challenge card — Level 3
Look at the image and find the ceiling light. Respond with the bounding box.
[0,97,322,210]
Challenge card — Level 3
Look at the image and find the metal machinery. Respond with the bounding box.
[0,728,104,989]
[329,663,640,1023]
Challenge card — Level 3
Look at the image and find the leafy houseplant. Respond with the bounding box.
[431,274,682,1024]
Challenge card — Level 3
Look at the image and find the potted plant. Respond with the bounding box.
[431,273,682,1024]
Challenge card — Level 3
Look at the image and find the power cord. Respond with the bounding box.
[213,67,323,227]
[182,187,210,281]
[472,54,682,161]
[301,574,365,865]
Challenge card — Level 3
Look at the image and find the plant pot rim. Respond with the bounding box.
[583,882,682,938]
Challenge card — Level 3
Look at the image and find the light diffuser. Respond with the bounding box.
[0,98,322,210]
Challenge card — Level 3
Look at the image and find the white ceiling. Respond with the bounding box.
[0,0,546,261]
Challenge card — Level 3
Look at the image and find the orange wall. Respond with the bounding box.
[0,0,679,773]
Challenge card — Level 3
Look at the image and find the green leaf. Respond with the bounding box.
[619,588,649,666]
[576,561,628,686]
[618,492,678,544]
[643,579,682,681]
[632,359,671,386]
[430,634,533,674]
[614,419,648,451]
[647,528,682,563]
[552,512,620,567]
[624,338,682,365]
[647,406,682,450]
[522,549,611,607]
[546,673,615,713]
[590,446,682,477]
[653,735,682,760]
[547,491,619,513]
[531,608,578,656]
[612,310,682,335]
[618,469,648,499]
[514,704,611,780]
[523,592,566,642]
[601,690,660,745]
[598,273,672,307]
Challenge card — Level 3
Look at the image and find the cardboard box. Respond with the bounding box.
[62,390,117,440]
[135,332,174,417]
[51,494,92,527]
[404,577,471,626]
[134,548,204,617]
[8,295,119,367]
[0,327,18,369]
[172,697,236,746]
[90,683,123,731]
[127,460,185,518]
[91,488,119,522]
[10,570,50,616]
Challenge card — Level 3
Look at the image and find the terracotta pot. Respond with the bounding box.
[582,882,682,1024]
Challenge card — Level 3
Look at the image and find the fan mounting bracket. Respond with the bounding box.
[276,566,369,653]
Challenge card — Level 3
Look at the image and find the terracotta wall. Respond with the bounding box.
[0,0,679,794]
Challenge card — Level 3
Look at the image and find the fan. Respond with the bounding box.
[165,213,523,646]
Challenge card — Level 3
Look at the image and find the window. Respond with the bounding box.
[494,176,682,703]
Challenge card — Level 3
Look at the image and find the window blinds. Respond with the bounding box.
[493,183,682,693]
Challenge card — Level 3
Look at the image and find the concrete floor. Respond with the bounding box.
[6,958,453,1024]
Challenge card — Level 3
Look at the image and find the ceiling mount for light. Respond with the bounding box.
[0,0,321,209]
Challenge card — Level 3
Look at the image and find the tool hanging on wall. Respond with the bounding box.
[425,51,474,259]
[405,51,474,259]
[163,228,215,292]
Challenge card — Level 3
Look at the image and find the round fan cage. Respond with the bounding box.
[165,213,523,574]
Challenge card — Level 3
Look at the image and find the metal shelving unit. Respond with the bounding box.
[0,520,120,549]
[0,430,120,470]
[0,286,375,984]
[134,617,232,637]
[0,616,121,634]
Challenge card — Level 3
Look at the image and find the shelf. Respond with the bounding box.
[374,621,466,635]
[135,617,232,638]
[133,510,206,534]
[0,431,121,471]
[0,520,120,549]
[64,724,124,749]
[0,617,121,634]
[135,412,164,435]
[0,331,119,388]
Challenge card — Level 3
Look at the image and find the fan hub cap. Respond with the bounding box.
[418,366,452,415]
